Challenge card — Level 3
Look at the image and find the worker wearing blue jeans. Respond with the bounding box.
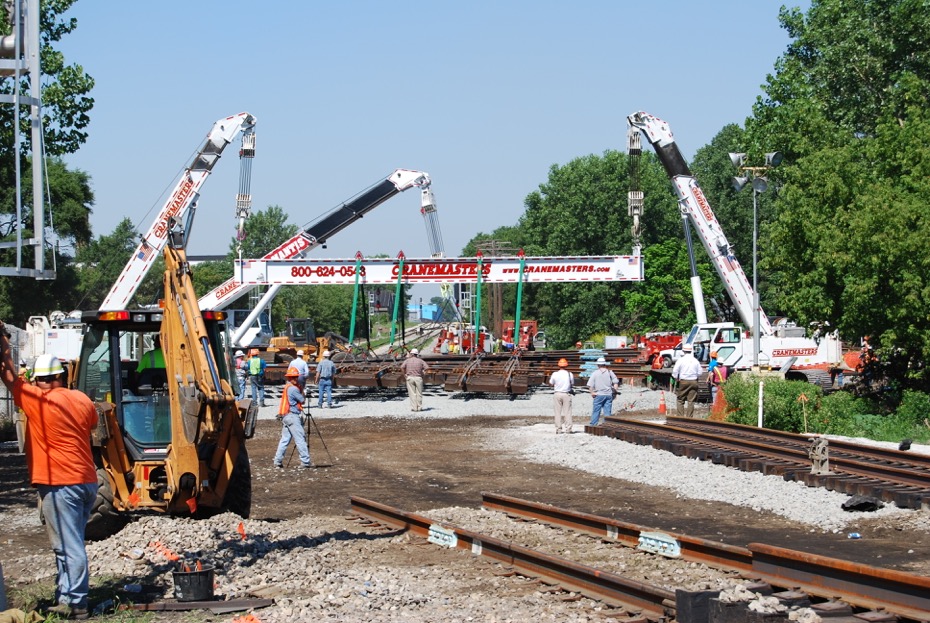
[315,350,335,408]
[587,357,619,426]
[39,483,97,614]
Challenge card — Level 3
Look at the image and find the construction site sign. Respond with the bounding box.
[233,255,643,286]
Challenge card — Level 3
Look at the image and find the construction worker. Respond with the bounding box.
[672,343,702,417]
[290,349,310,388]
[247,349,267,407]
[587,357,619,426]
[272,367,312,469]
[314,350,335,409]
[707,351,727,404]
[400,348,429,412]
[0,324,98,620]
[233,350,247,401]
[548,358,574,434]
[136,334,164,372]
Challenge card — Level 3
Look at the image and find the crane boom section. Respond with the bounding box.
[627,111,773,336]
[200,169,431,310]
[101,112,256,311]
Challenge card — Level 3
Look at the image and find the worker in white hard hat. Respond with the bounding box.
[233,350,248,401]
[290,349,310,389]
[0,322,98,619]
[314,349,336,408]
[672,343,702,418]
[587,357,619,426]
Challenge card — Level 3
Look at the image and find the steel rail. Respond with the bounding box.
[329,348,650,395]
[600,418,930,496]
[749,543,930,621]
[349,496,675,618]
[668,417,930,471]
[480,492,753,573]
[481,493,930,621]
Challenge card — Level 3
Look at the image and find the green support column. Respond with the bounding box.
[513,248,525,344]
[390,251,405,346]
[348,251,363,345]
[473,251,483,353]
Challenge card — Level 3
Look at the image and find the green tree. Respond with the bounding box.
[513,151,690,347]
[0,1,94,236]
[618,239,706,335]
[191,259,233,300]
[0,0,94,157]
[0,1,94,321]
[73,218,137,308]
[744,0,930,392]
[222,205,297,331]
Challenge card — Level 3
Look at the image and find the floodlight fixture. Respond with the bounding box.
[751,176,769,192]
[765,151,784,167]
[731,176,750,192]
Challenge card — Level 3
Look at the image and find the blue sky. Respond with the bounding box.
[59,1,806,268]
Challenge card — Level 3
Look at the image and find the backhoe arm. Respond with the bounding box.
[162,225,237,444]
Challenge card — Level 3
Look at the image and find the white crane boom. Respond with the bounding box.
[627,111,773,336]
[101,112,256,311]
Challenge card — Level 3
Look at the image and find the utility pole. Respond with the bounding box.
[476,239,515,339]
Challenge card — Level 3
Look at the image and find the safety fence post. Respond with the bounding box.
[757,379,765,428]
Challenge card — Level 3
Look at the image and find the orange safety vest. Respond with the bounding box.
[278,384,292,416]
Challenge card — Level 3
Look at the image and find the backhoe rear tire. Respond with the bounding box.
[85,468,127,541]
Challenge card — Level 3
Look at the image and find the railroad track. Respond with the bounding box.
[590,416,930,510]
[350,494,930,621]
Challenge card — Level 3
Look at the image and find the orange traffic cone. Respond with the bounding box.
[658,391,667,415]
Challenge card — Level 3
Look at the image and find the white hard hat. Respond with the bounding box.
[595,357,608,366]
[296,349,305,356]
[235,350,245,357]
[33,354,65,377]
[322,350,331,358]
[410,348,419,355]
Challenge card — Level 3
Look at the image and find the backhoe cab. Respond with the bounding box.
[75,229,256,539]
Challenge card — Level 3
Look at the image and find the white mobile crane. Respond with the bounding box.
[9,113,255,369]
[199,169,433,348]
[101,112,256,311]
[627,111,841,384]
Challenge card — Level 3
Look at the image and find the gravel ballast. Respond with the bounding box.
[2,387,927,622]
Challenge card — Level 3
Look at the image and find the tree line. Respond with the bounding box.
[2,1,930,397]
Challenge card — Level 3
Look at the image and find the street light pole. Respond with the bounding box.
[730,151,782,369]
[752,186,760,368]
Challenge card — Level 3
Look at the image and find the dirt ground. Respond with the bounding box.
[1,411,926,588]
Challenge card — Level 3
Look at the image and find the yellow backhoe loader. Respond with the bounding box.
[74,225,256,538]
